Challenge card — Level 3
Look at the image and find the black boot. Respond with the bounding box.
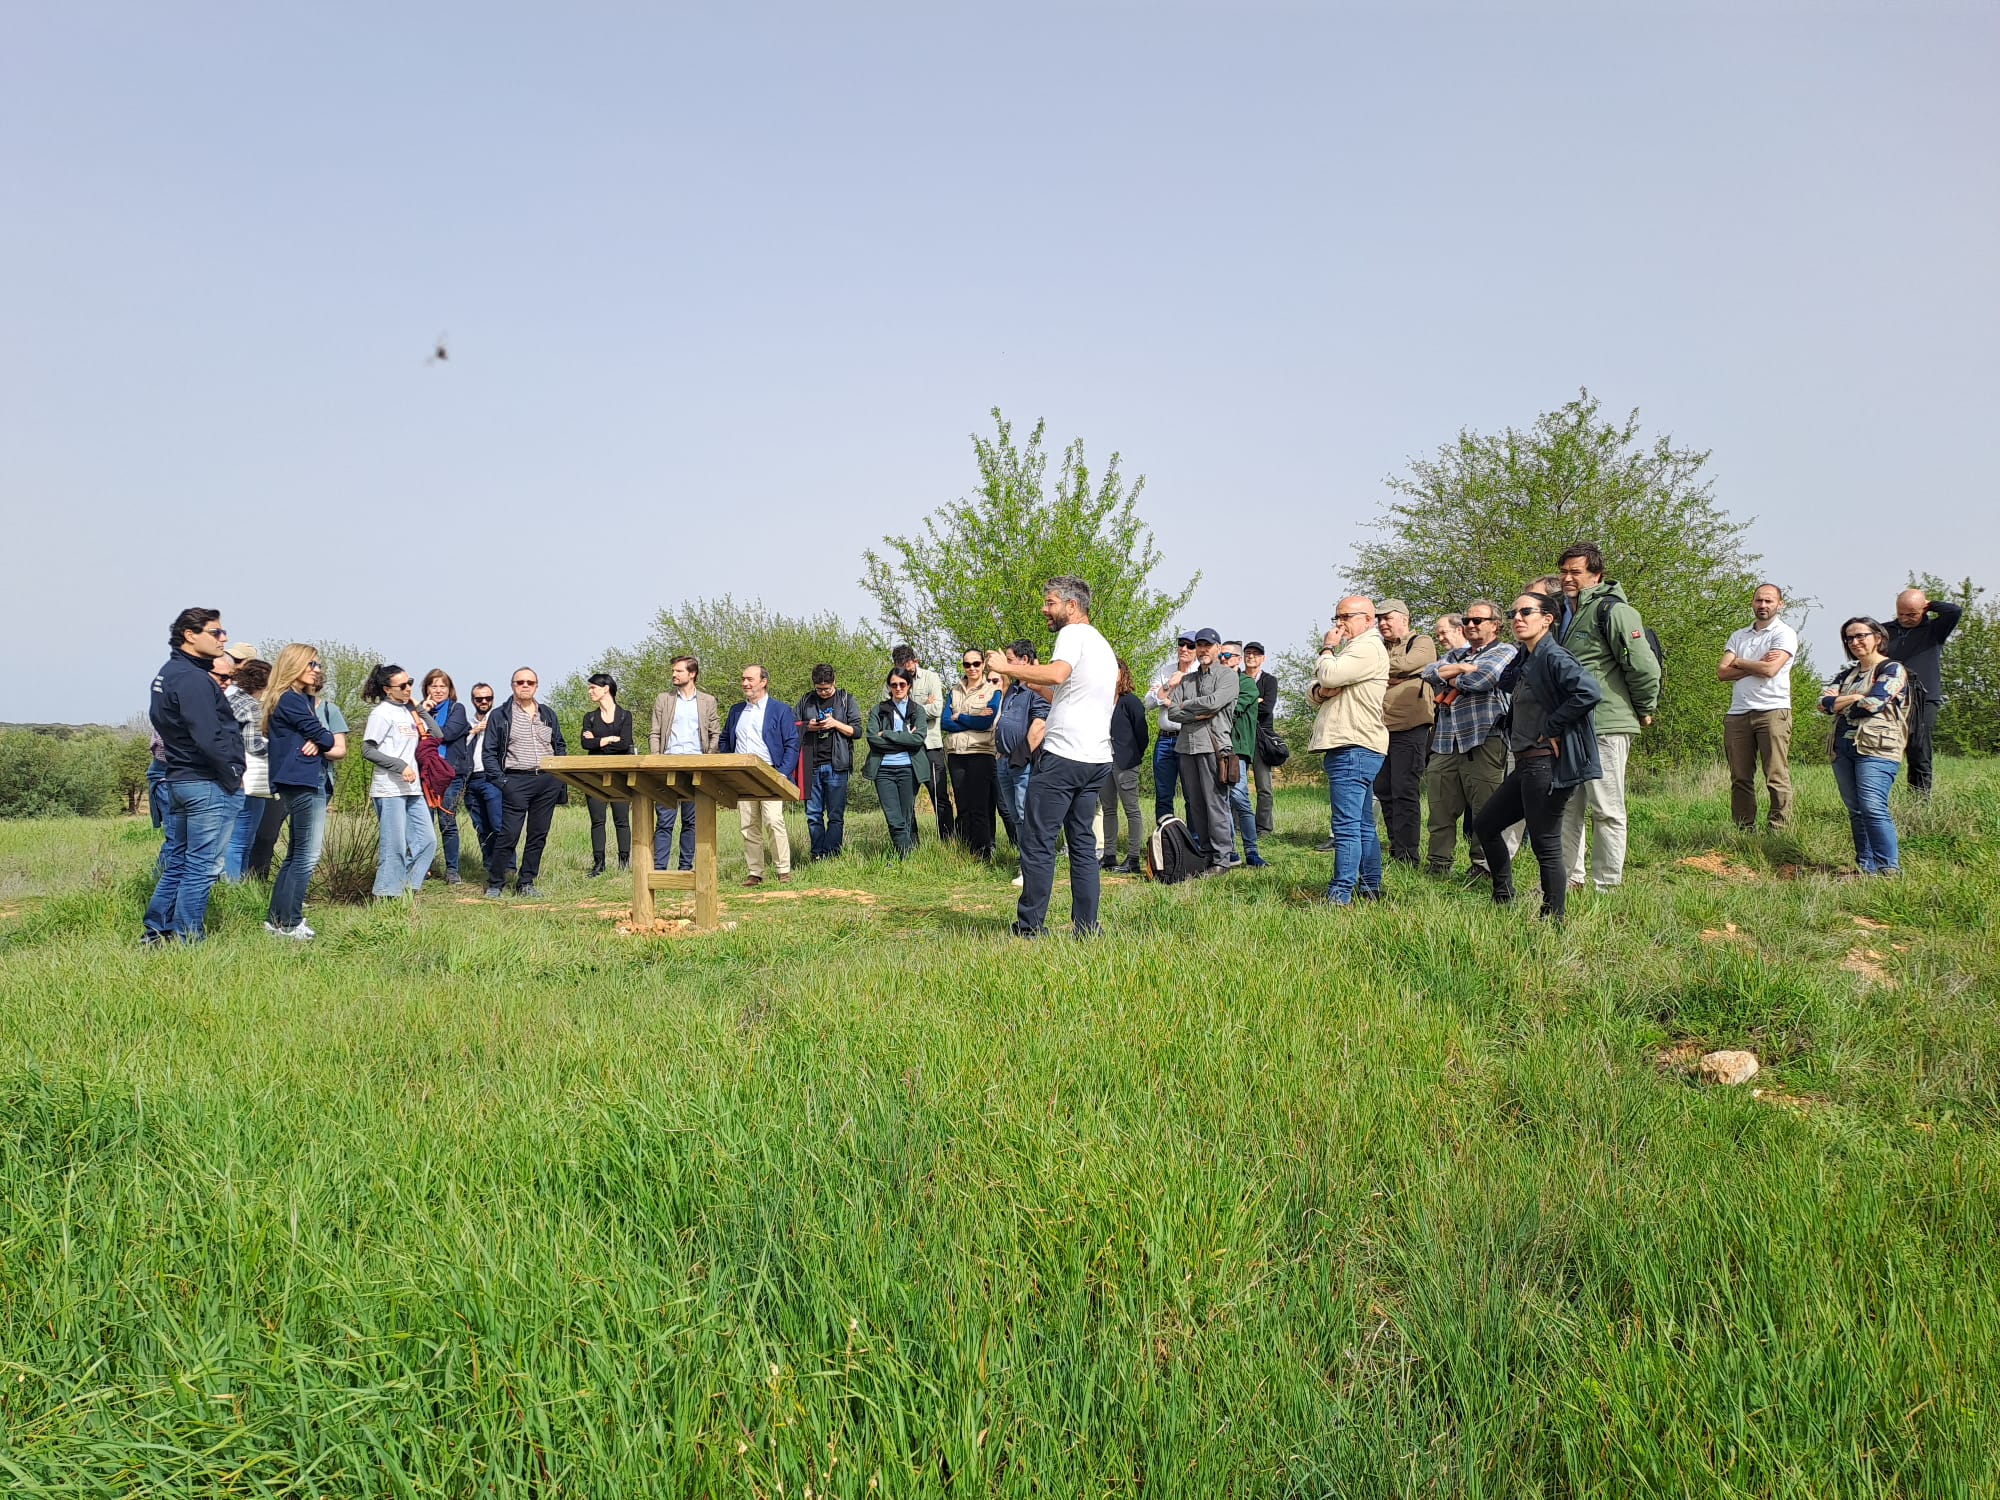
[587,862,606,879]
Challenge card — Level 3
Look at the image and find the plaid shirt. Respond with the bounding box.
[1421,641,1516,754]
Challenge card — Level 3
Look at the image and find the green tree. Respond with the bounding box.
[1349,389,1776,761]
[557,597,885,732]
[0,729,123,817]
[1909,574,1998,756]
[861,408,1197,670]
[311,640,387,813]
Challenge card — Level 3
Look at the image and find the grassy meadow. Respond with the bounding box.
[0,759,1996,1496]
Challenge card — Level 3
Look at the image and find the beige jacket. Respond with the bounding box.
[648,689,721,755]
[1307,630,1390,754]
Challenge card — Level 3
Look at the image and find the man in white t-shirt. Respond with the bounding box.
[1717,582,1798,831]
[994,575,1116,937]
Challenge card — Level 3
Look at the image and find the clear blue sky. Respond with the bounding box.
[5,3,1994,722]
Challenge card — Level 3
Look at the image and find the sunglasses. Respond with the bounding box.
[200,625,228,639]
[1842,632,1875,643]
[1509,606,1541,618]
[513,679,536,687]
[471,695,493,703]
[962,659,983,668]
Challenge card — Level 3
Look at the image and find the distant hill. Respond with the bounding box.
[0,722,137,739]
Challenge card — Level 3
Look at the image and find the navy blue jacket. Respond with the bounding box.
[994,684,1050,769]
[720,697,800,779]
[430,697,471,781]
[267,689,337,791]
[150,651,244,792]
[1515,637,1604,790]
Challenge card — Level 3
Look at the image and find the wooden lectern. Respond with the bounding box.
[536,754,801,931]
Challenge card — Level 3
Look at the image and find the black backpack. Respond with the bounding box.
[1595,595,1667,684]
[1145,815,1203,885]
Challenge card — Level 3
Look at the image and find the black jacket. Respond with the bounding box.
[1883,600,1963,704]
[431,698,472,780]
[796,688,861,775]
[1254,670,1278,729]
[484,699,568,770]
[1511,636,1603,790]
[1111,691,1150,772]
[150,651,244,792]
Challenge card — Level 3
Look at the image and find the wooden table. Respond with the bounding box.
[536,754,801,931]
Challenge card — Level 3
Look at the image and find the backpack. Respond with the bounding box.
[1145,815,1203,885]
[1595,596,1666,684]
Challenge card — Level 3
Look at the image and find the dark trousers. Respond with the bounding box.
[1906,696,1939,793]
[1474,755,1576,921]
[877,765,919,856]
[1179,749,1233,867]
[922,755,955,841]
[246,794,289,880]
[948,752,997,859]
[1374,725,1430,865]
[1153,734,1180,823]
[493,770,561,886]
[463,775,504,868]
[587,796,631,866]
[435,778,463,875]
[1016,751,1104,935]
[994,760,1021,849]
[653,799,696,871]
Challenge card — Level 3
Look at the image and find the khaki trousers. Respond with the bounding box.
[1423,735,1507,874]
[1724,709,1793,829]
[739,798,792,878]
[1561,731,1633,889]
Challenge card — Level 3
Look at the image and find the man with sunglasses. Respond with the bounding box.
[143,606,245,944]
[1420,600,1515,878]
[483,667,567,899]
[461,683,505,871]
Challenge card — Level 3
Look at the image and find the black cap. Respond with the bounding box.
[1192,627,1222,646]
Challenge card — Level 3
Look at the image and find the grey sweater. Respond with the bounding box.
[1168,663,1238,755]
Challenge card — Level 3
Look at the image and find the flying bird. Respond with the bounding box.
[426,332,450,365]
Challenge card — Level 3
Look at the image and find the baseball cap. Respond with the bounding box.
[222,639,260,662]
[1175,630,1197,646]
[1244,640,1265,655]
[1375,599,1410,619]
[1192,627,1222,646]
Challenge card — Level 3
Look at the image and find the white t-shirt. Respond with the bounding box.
[1042,621,1117,764]
[364,701,426,799]
[1725,620,1799,714]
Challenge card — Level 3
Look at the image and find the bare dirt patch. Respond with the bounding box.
[1699,921,1753,946]
[1839,947,1895,987]
[1678,852,1756,881]
[1851,915,1891,931]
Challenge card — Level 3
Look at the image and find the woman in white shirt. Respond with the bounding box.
[359,664,441,899]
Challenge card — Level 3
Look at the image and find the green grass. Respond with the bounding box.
[0,760,1996,1496]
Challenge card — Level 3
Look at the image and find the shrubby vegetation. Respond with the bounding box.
[862,408,1196,671]
[1914,573,2000,755]
[0,728,150,818]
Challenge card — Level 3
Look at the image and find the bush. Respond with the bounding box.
[0,730,127,818]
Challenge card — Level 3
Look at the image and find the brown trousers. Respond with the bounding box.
[1724,709,1793,830]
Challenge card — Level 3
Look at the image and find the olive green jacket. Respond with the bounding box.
[1559,580,1661,737]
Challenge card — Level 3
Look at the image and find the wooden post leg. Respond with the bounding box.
[631,790,656,925]
[693,794,719,930]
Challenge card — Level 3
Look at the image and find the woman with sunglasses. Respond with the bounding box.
[863,668,930,858]
[940,647,1001,860]
[1472,592,1602,924]
[1820,617,1910,875]
[261,644,338,938]
[359,663,441,899]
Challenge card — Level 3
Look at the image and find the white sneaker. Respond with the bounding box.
[1011,873,1025,888]
[264,920,313,941]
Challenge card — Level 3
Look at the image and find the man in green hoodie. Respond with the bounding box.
[1555,543,1662,892]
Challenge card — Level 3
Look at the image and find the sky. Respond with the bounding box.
[4,2,1995,722]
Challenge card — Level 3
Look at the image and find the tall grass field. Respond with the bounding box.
[1,760,1995,1496]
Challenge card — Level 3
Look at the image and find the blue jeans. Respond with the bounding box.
[1323,747,1386,903]
[213,789,247,878]
[1231,761,1260,861]
[654,800,696,871]
[224,792,266,881]
[144,779,236,941]
[806,764,850,858]
[1832,742,1901,873]
[1152,734,1179,823]
[996,761,1031,844]
[373,794,438,897]
[463,776,504,866]
[267,787,328,930]
[1016,751,1104,936]
[146,758,170,830]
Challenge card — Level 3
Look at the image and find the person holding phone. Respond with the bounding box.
[359,663,440,900]
[795,665,861,859]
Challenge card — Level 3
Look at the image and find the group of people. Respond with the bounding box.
[141,560,1959,943]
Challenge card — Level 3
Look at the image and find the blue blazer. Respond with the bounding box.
[267,689,337,792]
[430,697,471,780]
[720,698,799,780]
